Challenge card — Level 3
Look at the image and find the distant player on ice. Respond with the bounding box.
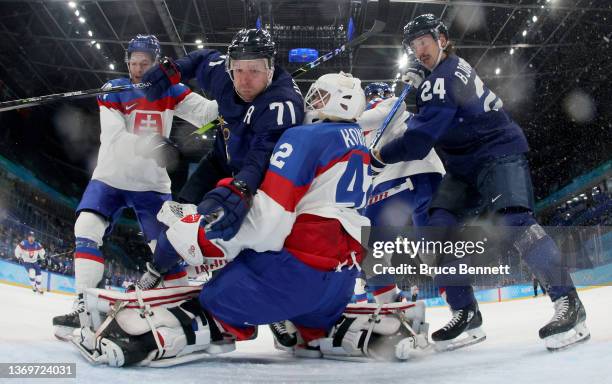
[14,231,46,294]
[71,73,428,367]
[370,14,590,351]
[52,34,219,340]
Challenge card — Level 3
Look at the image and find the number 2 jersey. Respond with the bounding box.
[95,78,218,193]
[15,240,45,263]
[198,121,371,271]
[380,54,529,179]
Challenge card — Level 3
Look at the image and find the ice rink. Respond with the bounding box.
[0,282,610,384]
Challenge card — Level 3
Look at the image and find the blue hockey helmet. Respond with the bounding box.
[364,82,392,98]
[227,29,276,66]
[403,14,448,50]
[125,34,161,62]
[27,231,35,238]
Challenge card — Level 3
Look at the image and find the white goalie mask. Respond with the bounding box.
[304,72,366,123]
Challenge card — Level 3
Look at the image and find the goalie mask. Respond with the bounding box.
[304,72,366,124]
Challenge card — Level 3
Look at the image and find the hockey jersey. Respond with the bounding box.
[358,97,445,187]
[15,240,45,263]
[176,49,305,193]
[94,77,218,193]
[380,54,529,178]
[171,122,371,271]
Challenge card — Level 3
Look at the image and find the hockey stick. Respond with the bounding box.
[191,0,391,136]
[366,178,414,206]
[369,83,411,150]
[0,82,151,113]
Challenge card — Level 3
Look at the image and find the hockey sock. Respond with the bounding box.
[502,212,575,301]
[74,237,105,295]
[442,286,476,310]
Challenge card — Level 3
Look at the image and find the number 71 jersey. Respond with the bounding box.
[211,121,371,268]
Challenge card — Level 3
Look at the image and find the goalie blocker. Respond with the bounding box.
[73,286,430,367]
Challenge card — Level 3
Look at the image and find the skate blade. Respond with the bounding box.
[545,321,590,351]
[70,338,108,365]
[144,350,212,368]
[54,326,78,342]
[322,354,370,362]
[434,327,487,352]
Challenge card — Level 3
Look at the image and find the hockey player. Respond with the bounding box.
[138,29,304,348]
[370,14,590,351]
[71,72,427,366]
[140,28,304,249]
[15,231,46,294]
[51,34,219,340]
[358,82,444,303]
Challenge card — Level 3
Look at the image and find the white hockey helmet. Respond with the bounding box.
[304,72,366,123]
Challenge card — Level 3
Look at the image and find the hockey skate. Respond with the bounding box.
[269,321,298,351]
[539,290,590,351]
[431,301,486,352]
[52,294,85,341]
[129,262,189,291]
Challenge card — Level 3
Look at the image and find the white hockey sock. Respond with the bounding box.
[75,257,104,295]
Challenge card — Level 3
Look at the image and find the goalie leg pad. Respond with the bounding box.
[320,302,429,361]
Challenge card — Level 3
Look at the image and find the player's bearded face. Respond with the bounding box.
[410,34,440,70]
[230,59,272,102]
[128,52,155,84]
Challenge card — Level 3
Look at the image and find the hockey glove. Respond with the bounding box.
[369,148,386,176]
[135,133,180,169]
[142,56,181,101]
[197,178,253,241]
[402,54,430,89]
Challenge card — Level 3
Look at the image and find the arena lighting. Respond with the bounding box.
[68,1,76,8]
[398,53,408,68]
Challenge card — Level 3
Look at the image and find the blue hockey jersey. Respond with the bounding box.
[176,49,305,193]
[380,54,529,178]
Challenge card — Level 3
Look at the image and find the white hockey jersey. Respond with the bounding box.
[169,122,371,271]
[357,97,445,187]
[15,240,45,263]
[94,78,218,193]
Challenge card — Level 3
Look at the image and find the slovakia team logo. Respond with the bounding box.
[134,112,163,135]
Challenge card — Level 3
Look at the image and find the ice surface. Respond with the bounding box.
[0,283,610,384]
